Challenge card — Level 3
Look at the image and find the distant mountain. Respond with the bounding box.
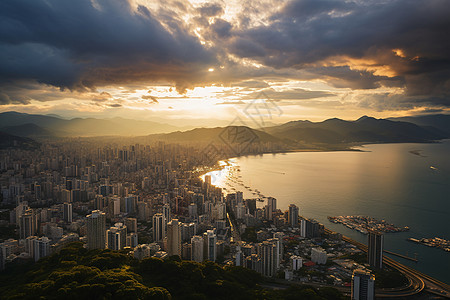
[0,131,40,150]
[388,114,450,135]
[2,111,447,144]
[150,126,282,144]
[266,116,447,144]
[0,111,180,136]
[0,123,55,138]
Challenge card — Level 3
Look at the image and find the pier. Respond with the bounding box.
[383,250,418,262]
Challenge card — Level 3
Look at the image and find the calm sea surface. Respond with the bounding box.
[206,140,450,283]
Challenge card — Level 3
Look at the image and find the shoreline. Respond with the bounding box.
[199,139,450,182]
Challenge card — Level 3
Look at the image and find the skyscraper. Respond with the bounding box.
[162,203,171,225]
[0,246,4,271]
[107,229,121,250]
[191,235,204,262]
[63,202,73,223]
[351,269,375,300]
[258,240,277,277]
[19,209,37,239]
[33,236,50,262]
[125,218,137,233]
[273,232,284,264]
[86,210,106,249]
[265,197,277,220]
[107,223,127,250]
[267,237,281,271]
[288,204,299,227]
[152,213,166,242]
[204,230,217,262]
[368,231,383,269]
[167,219,182,256]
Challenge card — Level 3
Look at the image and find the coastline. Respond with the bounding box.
[198,139,449,181]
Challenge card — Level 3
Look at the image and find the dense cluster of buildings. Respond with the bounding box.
[0,139,381,299]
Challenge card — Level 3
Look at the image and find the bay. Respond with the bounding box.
[206,140,450,283]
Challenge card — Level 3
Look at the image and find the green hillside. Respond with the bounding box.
[0,242,344,300]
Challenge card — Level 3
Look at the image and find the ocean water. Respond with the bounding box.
[206,140,450,283]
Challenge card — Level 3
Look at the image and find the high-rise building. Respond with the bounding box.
[311,247,327,264]
[63,202,73,223]
[351,269,375,300]
[267,237,281,270]
[86,210,106,249]
[265,197,277,220]
[0,246,4,271]
[235,245,244,266]
[368,231,383,269]
[152,213,166,242]
[19,209,37,239]
[258,240,277,277]
[291,255,303,270]
[273,232,284,262]
[288,204,299,227]
[124,195,137,213]
[107,229,121,250]
[137,201,151,221]
[167,219,182,256]
[268,197,277,212]
[126,232,138,248]
[125,218,137,233]
[107,223,127,250]
[236,202,246,220]
[204,230,217,262]
[33,236,50,262]
[191,235,204,262]
[213,202,226,220]
[111,197,121,216]
[162,203,171,225]
[300,218,320,238]
[188,203,198,219]
[236,191,243,204]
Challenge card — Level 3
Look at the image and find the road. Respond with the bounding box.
[227,212,241,243]
[336,231,450,298]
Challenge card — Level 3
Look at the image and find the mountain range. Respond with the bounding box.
[0,111,180,137]
[264,115,448,144]
[1,111,449,148]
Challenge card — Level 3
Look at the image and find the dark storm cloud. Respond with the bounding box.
[0,0,216,96]
[1,0,449,111]
[229,0,450,101]
[243,88,336,101]
[198,3,223,17]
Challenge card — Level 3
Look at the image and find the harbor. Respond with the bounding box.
[407,237,450,252]
[327,215,409,234]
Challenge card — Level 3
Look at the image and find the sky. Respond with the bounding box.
[0,0,449,125]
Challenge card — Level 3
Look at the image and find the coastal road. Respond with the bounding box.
[227,212,241,243]
[336,232,450,298]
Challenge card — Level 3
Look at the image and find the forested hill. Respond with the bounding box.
[0,242,344,300]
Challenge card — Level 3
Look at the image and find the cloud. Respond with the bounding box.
[231,80,270,89]
[141,95,159,103]
[1,0,449,113]
[227,0,450,102]
[243,88,336,101]
[0,0,216,96]
[198,3,223,17]
[216,100,246,105]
